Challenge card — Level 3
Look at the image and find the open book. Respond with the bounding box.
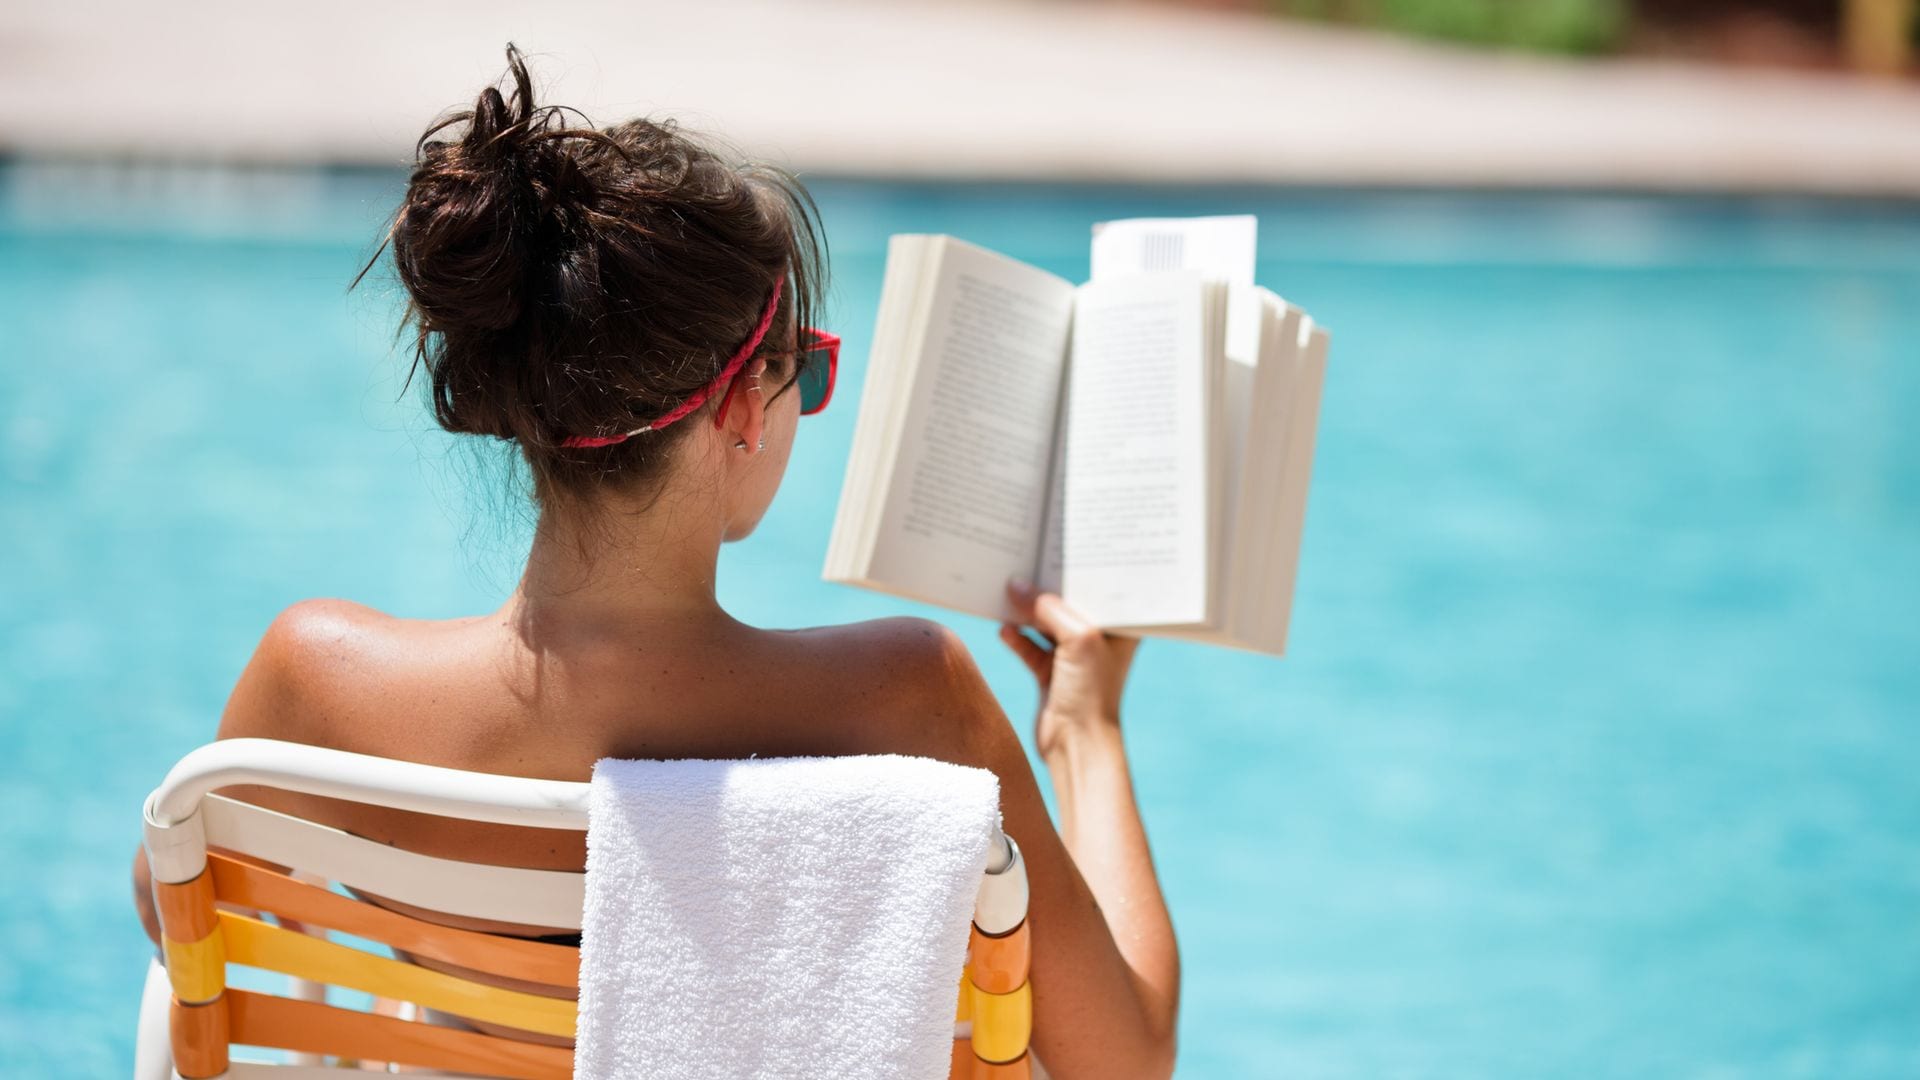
[823,221,1329,655]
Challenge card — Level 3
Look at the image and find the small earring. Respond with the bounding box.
[733,438,750,450]
[757,437,766,452]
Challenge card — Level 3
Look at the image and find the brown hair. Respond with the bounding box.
[358,44,828,506]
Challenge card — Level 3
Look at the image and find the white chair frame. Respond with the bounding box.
[135,738,1027,1079]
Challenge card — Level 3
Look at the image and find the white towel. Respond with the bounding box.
[575,754,1002,1080]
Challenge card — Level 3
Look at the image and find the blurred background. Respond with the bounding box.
[2,1,1917,1076]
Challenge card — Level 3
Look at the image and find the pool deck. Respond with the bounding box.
[4,0,1920,196]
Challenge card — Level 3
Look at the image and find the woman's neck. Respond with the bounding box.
[505,485,733,637]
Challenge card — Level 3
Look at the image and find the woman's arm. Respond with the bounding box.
[906,582,1178,1079]
[996,580,1179,1071]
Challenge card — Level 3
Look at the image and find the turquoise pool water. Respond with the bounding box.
[3,163,1917,1077]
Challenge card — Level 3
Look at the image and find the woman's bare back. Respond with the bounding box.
[199,596,1049,1046]
[167,592,1176,1076]
[215,598,996,903]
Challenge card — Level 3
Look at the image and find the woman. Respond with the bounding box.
[134,46,1179,1079]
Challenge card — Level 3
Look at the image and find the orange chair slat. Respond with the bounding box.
[169,996,229,1079]
[208,853,580,988]
[226,989,573,1080]
[154,871,219,943]
[967,921,1030,995]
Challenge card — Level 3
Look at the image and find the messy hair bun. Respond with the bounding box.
[358,43,828,501]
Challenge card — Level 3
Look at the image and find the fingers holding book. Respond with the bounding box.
[1000,578,1141,761]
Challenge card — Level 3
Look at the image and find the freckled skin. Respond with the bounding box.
[132,354,1179,1077]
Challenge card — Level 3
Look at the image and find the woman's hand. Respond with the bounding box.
[994,578,1179,1075]
[997,578,1142,762]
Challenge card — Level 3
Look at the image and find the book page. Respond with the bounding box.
[861,238,1077,619]
[1212,284,1267,613]
[1033,358,1071,595]
[1091,214,1257,285]
[1259,319,1331,654]
[825,235,940,579]
[1218,292,1295,644]
[1161,293,1297,651]
[1060,272,1215,629]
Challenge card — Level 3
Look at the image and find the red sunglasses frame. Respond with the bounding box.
[712,327,840,428]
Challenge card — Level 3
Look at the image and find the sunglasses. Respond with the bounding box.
[791,326,842,415]
[714,326,840,428]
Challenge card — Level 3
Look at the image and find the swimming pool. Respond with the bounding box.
[3,162,1917,1077]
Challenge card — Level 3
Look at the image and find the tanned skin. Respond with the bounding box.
[132,357,1180,1078]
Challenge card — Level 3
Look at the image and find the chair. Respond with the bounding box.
[136,737,1036,1079]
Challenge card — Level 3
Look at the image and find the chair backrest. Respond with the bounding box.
[141,737,1034,1079]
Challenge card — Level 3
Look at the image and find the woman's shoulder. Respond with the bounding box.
[780,614,967,667]
[769,615,982,695]
[753,616,1010,764]
[216,598,449,741]
[261,596,396,642]
[254,597,489,662]
[246,598,411,686]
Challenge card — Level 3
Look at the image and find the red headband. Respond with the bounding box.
[560,277,784,449]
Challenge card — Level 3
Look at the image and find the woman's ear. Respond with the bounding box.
[722,357,769,454]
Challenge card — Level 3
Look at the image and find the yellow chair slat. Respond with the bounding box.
[218,912,577,1038]
[967,980,1032,1065]
[162,929,226,1005]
